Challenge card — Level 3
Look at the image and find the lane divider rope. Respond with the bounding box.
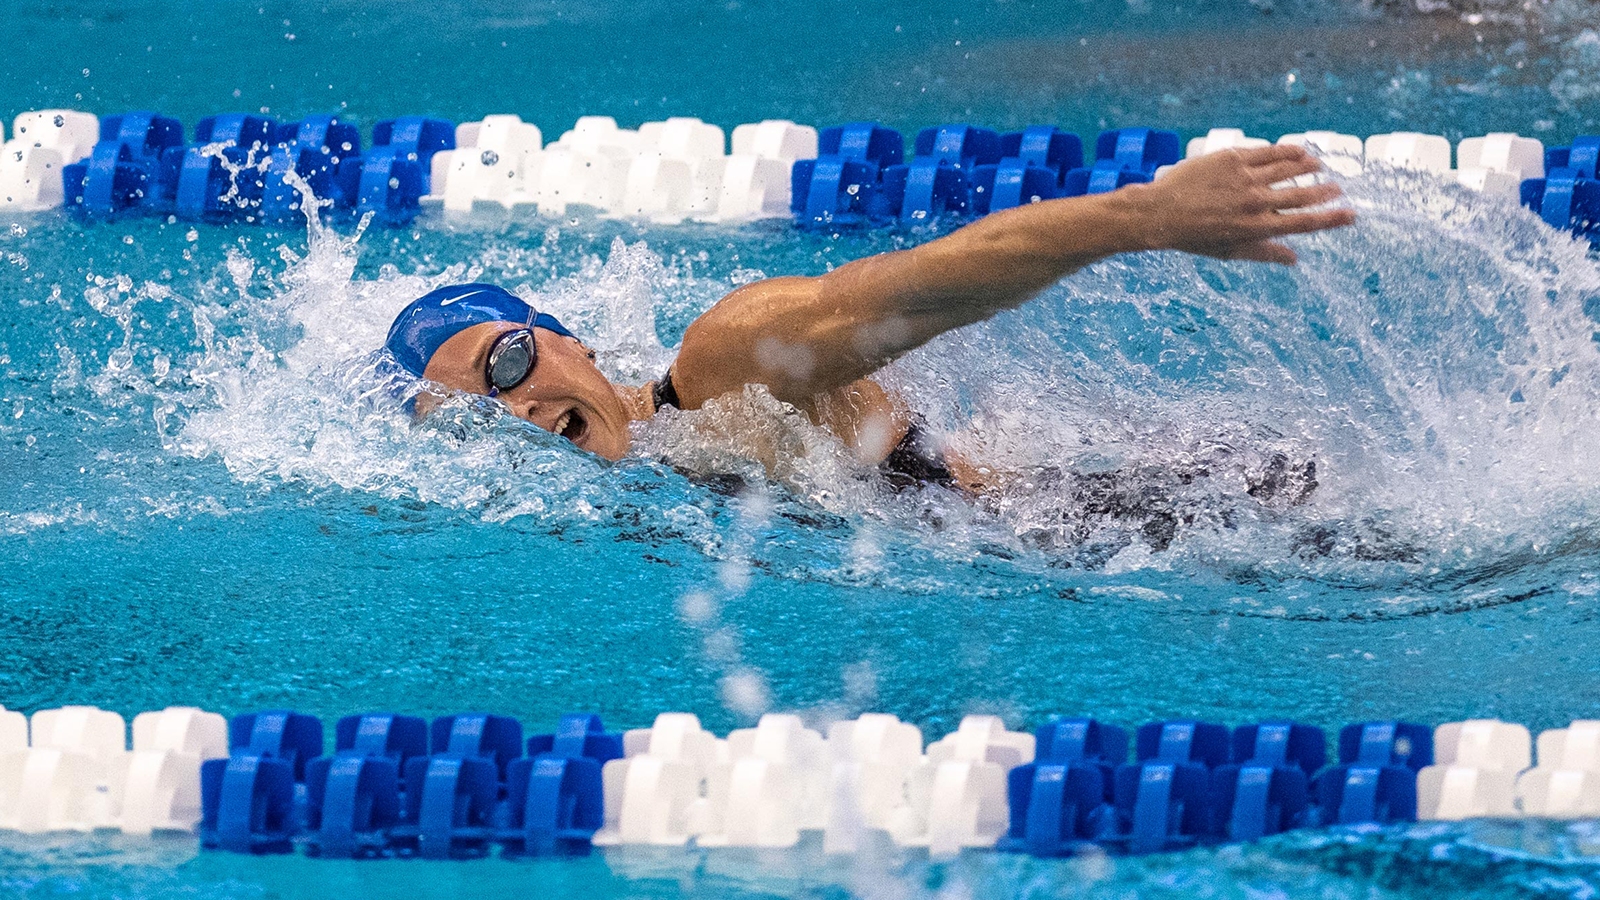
[0,110,1594,241]
[2,704,1597,858]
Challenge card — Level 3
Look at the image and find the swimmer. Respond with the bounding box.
[384,145,1354,497]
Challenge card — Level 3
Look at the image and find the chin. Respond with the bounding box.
[581,422,631,461]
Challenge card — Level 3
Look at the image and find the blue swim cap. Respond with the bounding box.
[383,283,576,377]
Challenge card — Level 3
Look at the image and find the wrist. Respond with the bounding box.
[1103,181,1165,254]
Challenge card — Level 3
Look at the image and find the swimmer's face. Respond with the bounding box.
[423,321,632,460]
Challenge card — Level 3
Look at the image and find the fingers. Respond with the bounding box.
[1252,155,1324,186]
[1259,207,1358,237]
[1234,143,1312,168]
[1266,181,1344,210]
[1228,240,1298,266]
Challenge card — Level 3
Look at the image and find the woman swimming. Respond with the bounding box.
[383,145,1354,503]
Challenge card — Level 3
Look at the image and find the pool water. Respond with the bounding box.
[3,0,1600,897]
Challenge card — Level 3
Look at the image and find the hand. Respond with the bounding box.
[1128,144,1356,265]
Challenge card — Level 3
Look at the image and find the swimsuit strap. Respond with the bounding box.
[652,368,682,411]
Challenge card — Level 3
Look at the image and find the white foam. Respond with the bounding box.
[59,164,1600,602]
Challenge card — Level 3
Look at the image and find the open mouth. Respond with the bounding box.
[552,408,588,444]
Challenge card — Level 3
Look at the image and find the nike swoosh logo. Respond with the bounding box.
[439,288,490,306]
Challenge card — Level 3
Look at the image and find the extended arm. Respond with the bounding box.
[669,144,1354,411]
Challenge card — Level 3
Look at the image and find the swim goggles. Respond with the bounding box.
[485,325,539,397]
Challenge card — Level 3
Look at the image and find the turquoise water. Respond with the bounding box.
[4,0,1600,897]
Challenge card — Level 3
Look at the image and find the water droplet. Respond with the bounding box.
[480,150,499,167]
[1284,69,1307,101]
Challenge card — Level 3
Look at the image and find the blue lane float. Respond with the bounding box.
[528,712,625,763]
[503,714,619,856]
[1209,723,1324,842]
[818,121,904,169]
[1062,161,1151,196]
[61,110,450,225]
[63,111,184,216]
[1523,168,1600,241]
[198,710,627,858]
[1002,760,1108,856]
[1000,718,1126,856]
[432,712,523,781]
[260,115,364,223]
[1105,758,1211,853]
[791,121,904,225]
[335,712,429,763]
[1312,721,1431,825]
[200,753,298,854]
[1524,131,1600,241]
[503,753,605,855]
[396,754,500,859]
[171,113,277,221]
[970,128,1082,214]
[1095,720,1230,853]
[353,116,454,226]
[970,160,1058,213]
[792,123,1186,225]
[230,709,324,781]
[1547,136,1599,179]
[187,709,1454,861]
[305,753,401,858]
[1094,127,1182,175]
[878,124,1001,222]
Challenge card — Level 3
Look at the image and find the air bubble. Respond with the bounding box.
[677,591,717,623]
[720,669,771,717]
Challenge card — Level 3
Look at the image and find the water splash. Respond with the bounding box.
[49,162,1600,610]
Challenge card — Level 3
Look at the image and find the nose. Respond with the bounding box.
[514,397,564,433]
[516,397,546,420]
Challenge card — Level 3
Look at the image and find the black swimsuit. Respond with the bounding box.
[879,421,959,491]
[652,369,958,490]
[649,375,1371,558]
